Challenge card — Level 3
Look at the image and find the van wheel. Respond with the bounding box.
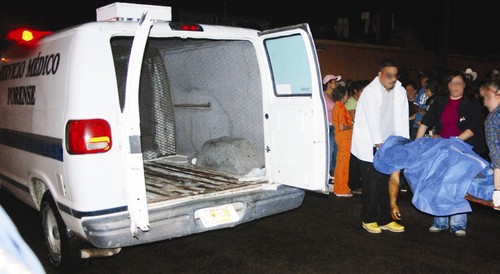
[41,193,86,270]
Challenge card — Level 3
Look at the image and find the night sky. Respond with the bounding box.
[0,0,498,57]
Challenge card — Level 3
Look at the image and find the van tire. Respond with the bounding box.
[41,192,86,271]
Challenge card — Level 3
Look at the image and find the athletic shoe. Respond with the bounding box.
[380,221,405,232]
[362,222,382,234]
[351,188,363,195]
[429,226,448,233]
[454,230,466,237]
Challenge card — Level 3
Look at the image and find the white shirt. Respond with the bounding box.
[351,76,409,162]
[380,86,395,141]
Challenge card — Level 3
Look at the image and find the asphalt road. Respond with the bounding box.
[1,188,499,273]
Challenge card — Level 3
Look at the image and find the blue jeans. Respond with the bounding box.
[329,125,337,175]
[433,213,467,232]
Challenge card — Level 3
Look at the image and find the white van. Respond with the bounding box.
[0,2,328,269]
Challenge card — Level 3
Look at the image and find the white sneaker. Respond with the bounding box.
[429,226,447,233]
[454,230,466,237]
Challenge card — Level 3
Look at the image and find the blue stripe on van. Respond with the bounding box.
[57,202,128,219]
[0,172,128,219]
[0,128,63,161]
[0,173,29,192]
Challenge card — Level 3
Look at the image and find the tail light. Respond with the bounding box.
[66,119,112,154]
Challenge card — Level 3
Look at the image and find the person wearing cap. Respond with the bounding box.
[464,68,480,99]
[351,59,408,234]
[323,73,341,184]
[464,68,478,82]
[480,79,500,209]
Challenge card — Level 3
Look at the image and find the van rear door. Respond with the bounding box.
[122,14,153,236]
[260,24,328,193]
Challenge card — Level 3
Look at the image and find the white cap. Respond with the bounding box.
[322,74,342,84]
[464,68,478,81]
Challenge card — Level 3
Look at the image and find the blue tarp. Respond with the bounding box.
[374,135,491,216]
[0,206,45,273]
[468,167,494,201]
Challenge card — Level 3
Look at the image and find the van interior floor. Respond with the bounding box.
[144,156,267,203]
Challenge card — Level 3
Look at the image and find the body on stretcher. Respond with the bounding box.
[375,135,498,215]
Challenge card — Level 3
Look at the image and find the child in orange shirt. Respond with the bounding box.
[332,86,353,197]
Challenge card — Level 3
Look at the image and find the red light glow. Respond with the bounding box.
[6,28,52,46]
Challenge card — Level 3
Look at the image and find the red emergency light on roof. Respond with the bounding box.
[6,28,52,46]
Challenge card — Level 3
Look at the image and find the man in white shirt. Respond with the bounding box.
[351,59,409,233]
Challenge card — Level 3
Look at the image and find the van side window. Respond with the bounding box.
[110,37,133,112]
[264,34,313,97]
[110,37,177,158]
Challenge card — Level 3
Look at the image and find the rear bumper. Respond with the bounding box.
[81,185,304,248]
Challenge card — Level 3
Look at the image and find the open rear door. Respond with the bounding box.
[259,24,328,193]
[122,13,153,236]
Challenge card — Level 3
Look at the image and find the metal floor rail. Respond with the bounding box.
[144,159,265,202]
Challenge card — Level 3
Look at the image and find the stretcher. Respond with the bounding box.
[465,167,499,210]
[465,195,499,210]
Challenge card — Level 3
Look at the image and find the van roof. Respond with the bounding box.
[38,21,261,44]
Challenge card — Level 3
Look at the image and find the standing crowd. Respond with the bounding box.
[323,60,500,236]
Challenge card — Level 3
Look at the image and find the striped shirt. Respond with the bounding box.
[485,106,500,169]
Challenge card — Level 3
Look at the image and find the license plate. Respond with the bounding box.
[196,204,240,228]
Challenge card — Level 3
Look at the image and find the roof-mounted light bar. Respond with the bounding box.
[96,2,172,22]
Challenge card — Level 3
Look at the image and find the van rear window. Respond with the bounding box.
[110,37,177,158]
[264,34,313,97]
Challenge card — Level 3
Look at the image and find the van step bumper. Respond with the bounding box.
[81,185,304,248]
